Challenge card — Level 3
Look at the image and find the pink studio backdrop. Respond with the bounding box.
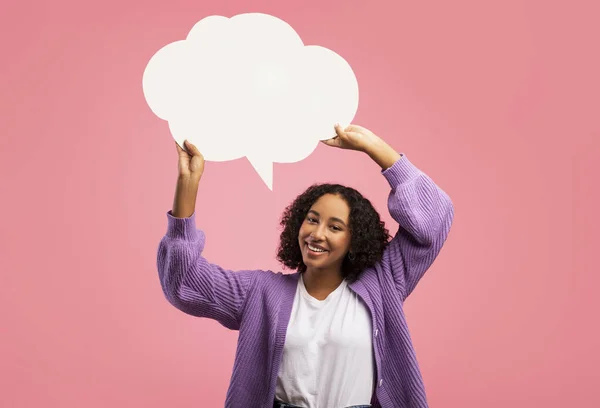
[1,0,598,407]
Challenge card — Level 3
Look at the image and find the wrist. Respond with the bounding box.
[177,175,201,188]
[365,138,401,170]
[363,135,386,155]
[173,177,199,218]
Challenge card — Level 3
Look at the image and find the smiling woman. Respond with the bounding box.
[158,123,454,408]
[277,184,391,287]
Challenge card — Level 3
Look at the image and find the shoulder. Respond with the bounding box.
[251,270,300,293]
[257,270,300,284]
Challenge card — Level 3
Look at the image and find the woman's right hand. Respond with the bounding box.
[172,140,204,218]
[176,140,205,182]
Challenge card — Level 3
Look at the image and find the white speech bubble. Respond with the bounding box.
[143,13,359,189]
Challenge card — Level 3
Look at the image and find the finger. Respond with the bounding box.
[190,155,205,173]
[176,142,191,159]
[184,140,203,158]
[334,123,345,137]
[321,136,342,147]
[344,131,362,139]
[344,124,364,132]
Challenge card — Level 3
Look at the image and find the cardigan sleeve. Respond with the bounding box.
[157,211,259,330]
[380,155,455,300]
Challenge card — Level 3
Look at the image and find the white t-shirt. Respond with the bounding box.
[275,274,375,408]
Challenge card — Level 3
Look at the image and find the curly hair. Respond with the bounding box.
[276,183,391,282]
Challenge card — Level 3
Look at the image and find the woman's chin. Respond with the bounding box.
[302,258,319,268]
[303,258,334,270]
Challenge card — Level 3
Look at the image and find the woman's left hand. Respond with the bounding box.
[321,124,381,153]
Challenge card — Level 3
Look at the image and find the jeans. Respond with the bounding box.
[273,401,371,408]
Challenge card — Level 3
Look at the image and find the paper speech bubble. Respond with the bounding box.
[143,13,359,189]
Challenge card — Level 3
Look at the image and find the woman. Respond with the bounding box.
[158,124,454,408]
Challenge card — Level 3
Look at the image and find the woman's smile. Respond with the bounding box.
[306,242,329,255]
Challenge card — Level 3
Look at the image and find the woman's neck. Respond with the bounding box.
[302,267,344,300]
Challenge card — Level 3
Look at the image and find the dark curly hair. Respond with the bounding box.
[276,183,391,283]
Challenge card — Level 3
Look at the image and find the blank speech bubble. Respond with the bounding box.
[142,13,359,190]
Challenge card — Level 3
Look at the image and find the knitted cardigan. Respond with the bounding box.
[157,155,454,407]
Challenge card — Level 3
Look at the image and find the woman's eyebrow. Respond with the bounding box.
[308,210,347,227]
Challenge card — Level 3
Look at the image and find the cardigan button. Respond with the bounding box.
[379,379,383,387]
[374,329,379,337]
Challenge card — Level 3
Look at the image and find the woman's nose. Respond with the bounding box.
[310,225,327,240]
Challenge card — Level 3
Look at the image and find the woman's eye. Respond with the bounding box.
[331,226,342,231]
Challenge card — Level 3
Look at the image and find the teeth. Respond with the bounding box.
[308,244,326,252]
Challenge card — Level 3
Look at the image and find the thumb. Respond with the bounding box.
[175,141,186,154]
[184,140,203,159]
[321,137,342,147]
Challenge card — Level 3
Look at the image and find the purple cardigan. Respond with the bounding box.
[157,155,454,408]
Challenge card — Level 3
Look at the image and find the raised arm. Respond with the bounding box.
[157,141,259,330]
[379,154,454,300]
[323,124,454,300]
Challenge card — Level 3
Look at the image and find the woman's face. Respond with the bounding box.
[298,193,352,273]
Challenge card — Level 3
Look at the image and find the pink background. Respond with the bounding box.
[1,0,598,406]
